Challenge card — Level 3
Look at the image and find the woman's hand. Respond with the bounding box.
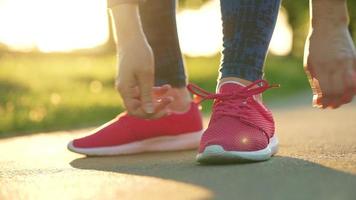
[116,38,173,118]
[110,4,173,118]
[304,0,356,109]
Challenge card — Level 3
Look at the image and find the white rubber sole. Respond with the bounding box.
[196,135,278,164]
[67,130,203,156]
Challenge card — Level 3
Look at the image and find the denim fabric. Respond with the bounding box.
[219,0,281,81]
[125,0,280,87]
[139,0,187,87]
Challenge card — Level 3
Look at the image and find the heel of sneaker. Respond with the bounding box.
[146,130,203,152]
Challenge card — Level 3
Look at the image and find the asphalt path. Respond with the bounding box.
[1,98,355,200]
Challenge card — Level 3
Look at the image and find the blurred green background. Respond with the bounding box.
[0,0,356,137]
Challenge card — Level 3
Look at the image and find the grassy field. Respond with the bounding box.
[0,53,309,137]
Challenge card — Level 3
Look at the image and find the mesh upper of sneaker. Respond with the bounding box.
[72,102,203,148]
[188,80,276,152]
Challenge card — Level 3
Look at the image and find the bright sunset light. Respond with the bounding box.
[177,0,223,57]
[269,7,293,56]
[0,0,109,52]
[177,0,293,56]
[0,0,292,56]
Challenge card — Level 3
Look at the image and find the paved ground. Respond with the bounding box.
[1,99,356,200]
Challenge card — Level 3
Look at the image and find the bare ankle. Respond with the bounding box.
[219,77,253,87]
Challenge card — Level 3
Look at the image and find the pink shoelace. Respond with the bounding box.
[187,80,279,121]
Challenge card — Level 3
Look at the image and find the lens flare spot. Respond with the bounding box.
[29,107,47,122]
[241,137,249,144]
[90,80,103,94]
[6,102,14,113]
[50,93,61,105]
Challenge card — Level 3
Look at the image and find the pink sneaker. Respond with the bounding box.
[188,80,279,163]
[67,102,203,156]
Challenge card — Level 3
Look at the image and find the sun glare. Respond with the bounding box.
[0,0,292,56]
[269,8,293,56]
[177,1,293,57]
[177,0,223,57]
[0,0,109,52]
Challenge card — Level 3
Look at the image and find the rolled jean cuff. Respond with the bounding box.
[108,0,145,8]
[219,65,263,82]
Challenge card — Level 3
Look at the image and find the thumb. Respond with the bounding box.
[138,70,154,114]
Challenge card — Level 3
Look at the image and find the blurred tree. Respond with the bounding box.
[282,0,356,57]
[74,0,356,56]
[178,0,210,9]
[176,0,311,57]
[281,1,309,57]
[0,43,9,54]
[347,0,356,40]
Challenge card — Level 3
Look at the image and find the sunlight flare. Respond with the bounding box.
[0,0,293,56]
[0,0,109,52]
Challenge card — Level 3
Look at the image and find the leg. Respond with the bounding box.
[68,0,203,156]
[219,0,281,87]
[139,0,186,88]
[139,0,190,111]
[190,0,281,163]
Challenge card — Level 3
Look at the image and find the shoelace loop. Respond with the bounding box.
[187,80,279,120]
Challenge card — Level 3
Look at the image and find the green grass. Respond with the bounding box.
[0,53,309,137]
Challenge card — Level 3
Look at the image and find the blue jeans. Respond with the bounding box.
[136,0,280,87]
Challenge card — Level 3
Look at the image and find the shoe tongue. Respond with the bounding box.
[218,81,245,94]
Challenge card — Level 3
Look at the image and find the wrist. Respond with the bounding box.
[311,0,349,29]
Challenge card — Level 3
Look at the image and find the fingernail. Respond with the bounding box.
[145,103,154,114]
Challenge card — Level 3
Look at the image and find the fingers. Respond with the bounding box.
[334,57,356,107]
[117,80,173,119]
[327,69,345,109]
[137,69,154,114]
[318,72,338,109]
[328,60,355,108]
[310,77,324,108]
[116,74,142,114]
[305,63,324,108]
[125,97,173,119]
[311,64,355,109]
[155,96,173,112]
[147,97,174,119]
[124,98,147,118]
[310,71,344,109]
[317,73,348,109]
[118,84,173,119]
[153,84,171,97]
